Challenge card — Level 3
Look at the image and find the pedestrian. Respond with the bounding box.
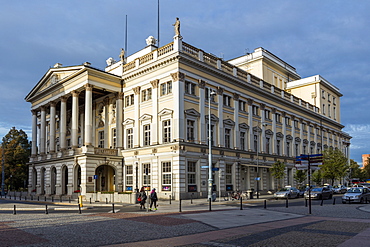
[139,187,147,210]
[149,188,158,211]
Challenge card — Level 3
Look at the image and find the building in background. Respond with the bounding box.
[25,26,351,201]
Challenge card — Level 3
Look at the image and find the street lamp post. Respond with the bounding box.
[208,90,216,201]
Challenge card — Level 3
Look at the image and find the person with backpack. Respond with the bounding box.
[149,188,158,210]
[139,187,147,210]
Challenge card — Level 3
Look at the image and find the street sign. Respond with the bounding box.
[212,168,219,171]
[93,175,98,179]
[255,177,261,181]
[201,166,209,169]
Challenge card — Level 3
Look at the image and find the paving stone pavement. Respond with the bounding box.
[1,197,370,246]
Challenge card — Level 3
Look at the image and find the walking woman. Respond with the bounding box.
[139,187,147,210]
[149,188,158,210]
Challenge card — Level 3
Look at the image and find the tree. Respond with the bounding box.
[349,159,366,182]
[294,170,307,186]
[1,127,31,191]
[363,158,370,180]
[311,169,323,185]
[320,148,348,185]
[271,161,286,189]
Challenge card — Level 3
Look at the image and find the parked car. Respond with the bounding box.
[333,185,347,194]
[342,187,370,203]
[304,187,333,200]
[273,186,300,199]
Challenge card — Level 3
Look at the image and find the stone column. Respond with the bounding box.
[150,80,159,145]
[260,104,266,153]
[60,96,67,151]
[40,106,46,154]
[71,91,79,149]
[282,112,287,156]
[116,92,124,148]
[49,102,56,153]
[307,122,311,153]
[217,87,224,147]
[271,108,276,154]
[31,110,38,157]
[84,84,93,146]
[133,87,140,147]
[198,80,206,144]
[233,93,240,149]
[171,72,185,142]
[291,117,296,155]
[247,99,254,151]
[300,119,304,154]
[104,97,110,148]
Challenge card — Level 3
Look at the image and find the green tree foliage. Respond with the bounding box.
[271,161,286,188]
[320,148,348,185]
[294,170,307,185]
[311,169,323,185]
[349,159,366,181]
[363,158,370,179]
[1,127,31,190]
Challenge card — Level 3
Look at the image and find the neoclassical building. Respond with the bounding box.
[25,28,351,200]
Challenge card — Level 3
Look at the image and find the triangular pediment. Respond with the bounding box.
[139,114,153,122]
[158,108,173,117]
[223,119,235,126]
[239,123,249,129]
[123,118,135,125]
[184,108,200,117]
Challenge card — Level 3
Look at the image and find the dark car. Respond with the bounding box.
[304,187,333,200]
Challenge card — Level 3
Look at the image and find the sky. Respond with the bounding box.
[1,1,369,165]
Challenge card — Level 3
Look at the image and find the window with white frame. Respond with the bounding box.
[294,120,299,128]
[225,164,232,184]
[187,161,197,192]
[162,162,172,190]
[264,110,271,120]
[285,117,291,126]
[240,131,246,150]
[275,113,281,123]
[125,94,134,107]
[160,81,172,96]
[205,88,216,102]
[322,90,325,99]
[322,104,325,115]
[143,124,151,146]
[277,140,282,155]
[266,137,270,154]
[186,120,195,142]
[127,128,133,148]
[254,134,258,152]
[98,131,104,148]
[112,128,116,148]
[225,128,231,148]
[185,81,196,95]
[143,163,151,185]
[295,143,299,157]
[141,88,152,102]
[328,104,331,117]
[207,124,215,146]
[163,120,171,143]
[239,100,246,112]
[223,95,232,107]
[126,165,133,190]
[252,105,259,116]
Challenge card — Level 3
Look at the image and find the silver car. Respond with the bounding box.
[342,187,370,203]
[304,187,333,200]
[274,187,300,199]
[333,185,347,194]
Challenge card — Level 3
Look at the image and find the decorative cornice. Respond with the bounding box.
[170,72,185,82]
[150,79,159,89]
[133,86,141,95]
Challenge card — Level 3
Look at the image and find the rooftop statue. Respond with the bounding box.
[173,17,181,37]
[119,48,125,63]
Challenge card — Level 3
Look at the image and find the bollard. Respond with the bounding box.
[264,199,267,209]
[52,196,54,202]
[60,196,62,203]
[333,198,336,205]
[285,198,288,208]
[44,196,46,202]
[106,198,108,204]
[112,203,115,213]
[45,205,48,214]
[13,205,16,215]
[209,198,212,211]
[320,199,324,206]
[240,196,243,210]
[78,203,82,214]
[9,195,11,200]
[69,197,71,203]
[190,194,193,204]
[38,196,39,201]
[179,199,182,212]
[90,198,92,204]
[348,197,351,204]
[169,195,172,204]
[19,195,21,201]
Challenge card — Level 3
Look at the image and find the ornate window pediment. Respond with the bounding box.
[295,137,301,142]
[223,119,235,127]
[303,139,309,144]
[277,132,285,139]
[239,123,249,130]
[139,114,153,122]
[184,108,200,117]
[265,129,273,135]
[205,114,219,122]
[158,108,173,117]
[123,118,135,125]
[253,126,262,133]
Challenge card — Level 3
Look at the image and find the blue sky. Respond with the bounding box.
[1,1,369,164]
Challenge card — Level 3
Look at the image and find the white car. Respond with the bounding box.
[274,187,300,199]
[342,187,370,203]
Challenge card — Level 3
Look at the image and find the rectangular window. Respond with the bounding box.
[143,124,151,146]
[252,105,259,116]
[127,128,133,148]
[187,161,197,191]
[294,120,299,128]
[239,100,246,112]
[186,120,195,142]
[322,90,325,99]
[160,81,172,96]
[141,88,152,102]
[226,164,232,184]
[285,117,291,126]
[207,124,215,146]
[333,97,336,105]
[277,140,281,156]
[162,162,172,186]
[185,81,196,95]
[275,113,281,123]
[163,120,171,143]
[126,165,133,186]
[285,141,288,156]
[205,88,216,102]
[322,104,325,115]
[98,131,104,148]
[225,128,231,148]
[143,163,151,185]
[266,137,270,154]
[112,128,116,148]
[328,104,331,117]
[254,135,258,152]
[264,110,271,120]
[125,94,134,107]
[295,143,299,157]
[240,131,245,150]
[223,95,232,107]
